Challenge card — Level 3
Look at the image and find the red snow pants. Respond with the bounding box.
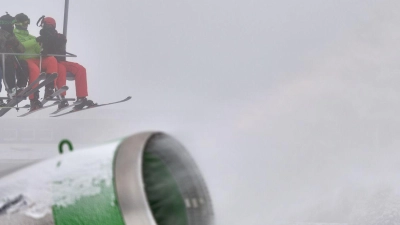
[58,61,88,98]
[26,57,59,100]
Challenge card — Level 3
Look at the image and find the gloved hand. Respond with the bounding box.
[41,49,48,57]
[36,36,43,43]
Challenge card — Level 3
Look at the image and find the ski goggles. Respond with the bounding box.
[0,18,16,25]
[14,19,30,26]
[0,21,14,25]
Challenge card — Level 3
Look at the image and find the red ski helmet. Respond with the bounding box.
[43,17,56,28]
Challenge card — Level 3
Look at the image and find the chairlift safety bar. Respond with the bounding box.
[1,52,77,92]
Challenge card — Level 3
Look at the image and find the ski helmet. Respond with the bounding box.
[36,16,56,29]
[0,13,14,26]
[14,13,30,24]
[14,13,30,30]
[0,13,15,33]
[43,17,56,28]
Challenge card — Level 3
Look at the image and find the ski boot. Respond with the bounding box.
[8,88,17,99]
[16,87,24,96]
[29,99,43,111]
[73,97,96,110]
[8,87,25,99]
[29,91,43,111]
[0,99,6,107]
[44,80,55,99]
[44,87,54,99]
[58,96,69,110]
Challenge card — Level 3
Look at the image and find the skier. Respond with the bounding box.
[14,13,63,111]
[36,16,95,110]
[0,13,28,105]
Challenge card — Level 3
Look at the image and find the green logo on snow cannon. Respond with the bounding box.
[58,139,74,154]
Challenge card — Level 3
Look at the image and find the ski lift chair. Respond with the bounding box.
[37,72,75,81]
[62,52,77,81]
[38,52,77,81]
[38,53,77,102]
[66,72,75,81]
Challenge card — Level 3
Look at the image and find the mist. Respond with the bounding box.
[2,0,400,224]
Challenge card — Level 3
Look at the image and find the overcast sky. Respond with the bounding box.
[3,0,400,224]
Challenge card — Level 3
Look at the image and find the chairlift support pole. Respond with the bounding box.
[63,0,69,38]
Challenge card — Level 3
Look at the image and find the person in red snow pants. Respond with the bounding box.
[25,57,63,99]
[36,16,95,110]
[57,61,88,98]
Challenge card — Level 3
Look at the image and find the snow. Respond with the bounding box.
[0,140,120,218]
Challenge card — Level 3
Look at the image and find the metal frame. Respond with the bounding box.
[1,52,76,94]
[114,132,159,225]
[1,0,71,95]
[0,53,77,57]
[63,0,70,37]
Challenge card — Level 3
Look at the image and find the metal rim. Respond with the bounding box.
[114,132,159,225]
[114,132,214,225]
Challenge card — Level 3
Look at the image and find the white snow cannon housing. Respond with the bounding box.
[0,132,214,225]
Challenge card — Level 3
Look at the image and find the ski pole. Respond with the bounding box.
[13,55,23,71]
[39,43,43,72]
[1,53,9,92]
[39,55,42,72]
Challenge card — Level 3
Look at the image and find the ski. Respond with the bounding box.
[17,86,69,117]
[46,97,75,102]
[41,86,69,106]
[23,73,58,98]
[0,73,46,105]
[0,73,57,117]
[18,102,59,117]
[50,99,83,115]
[51,96,131,117]
[0,105,30,109]
[16,72,47,98]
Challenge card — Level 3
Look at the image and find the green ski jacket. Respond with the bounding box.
[14,28,41,60]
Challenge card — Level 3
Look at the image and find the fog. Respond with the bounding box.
[2,0,400,224]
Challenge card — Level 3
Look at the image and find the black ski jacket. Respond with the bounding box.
[38,28,67,62]
[0,29,25,55]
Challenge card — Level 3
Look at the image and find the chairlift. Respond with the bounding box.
[1,0,75,93]
[0,0,131,117]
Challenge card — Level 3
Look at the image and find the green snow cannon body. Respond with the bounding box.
[0,132,214,225]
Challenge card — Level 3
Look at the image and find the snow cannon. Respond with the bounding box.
[0,132,214,225]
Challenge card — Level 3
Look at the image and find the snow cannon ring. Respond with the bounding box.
[0,132,214,225]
